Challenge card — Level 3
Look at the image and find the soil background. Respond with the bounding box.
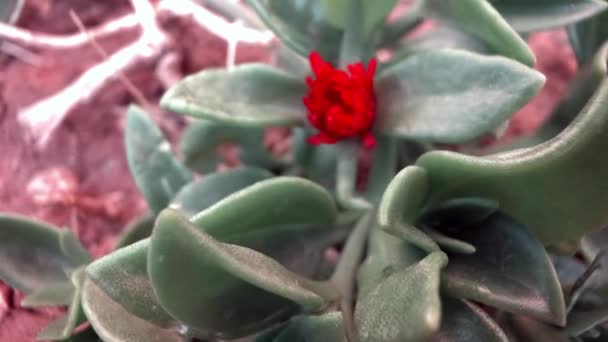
[0,1,576,340]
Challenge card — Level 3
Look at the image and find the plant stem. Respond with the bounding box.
[339,0,367,67]
[336,141,373,212]
[331,213,373,342]
[366,136,398,203]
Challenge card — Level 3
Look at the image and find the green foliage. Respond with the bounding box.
[5,1,608,341]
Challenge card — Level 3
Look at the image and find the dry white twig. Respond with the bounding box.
[157,0,273,45]
[8,0,274,148]
[0,15,139,49]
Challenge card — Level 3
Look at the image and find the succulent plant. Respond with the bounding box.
[3,0,608,341]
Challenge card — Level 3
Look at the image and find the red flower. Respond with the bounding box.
[303,51,378,148]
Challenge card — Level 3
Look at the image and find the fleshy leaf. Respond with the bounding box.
[0,214,86,292]
[125,105,192,213]
[272,312,344,342]
[378,166,429,226]
[82,277,182,342]
[170,167,272,217]
[246,0,342,62]
[500,314,569,342]
[355,251,447,342]
[384,27,491,72]
[491,0,608,33]
[115,214,155,249]
[148,210,337,338]
[440,213,566,325]
[568,11,608,65]
[375,49,544,143]
[21,282,75,307]
[321,0,398,36]
[86,240,177,328]
[357,228,426,297]
[180,120,281,174]
[425,0,535,66]
[37,268,86,341]
[431,298,509,342]
[582,227,608,262]
[59,229,92,265]
[161,64,307,127]
[566,252,608,336]
[416,50,608,247]
[190,177,337,238]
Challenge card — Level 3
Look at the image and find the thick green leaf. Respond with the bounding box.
[582,228,608,262]
[169,167,271,218]
[0,0,23,23]
[440,213,566,325]
[272,312,344,342]
[416,52,608,247]
[384,27,491,72]
[247,0,343,62]
[500,314,569,342]
[357,227,426,297]
[190,177,337,238]
[425,0,536,66]
[568,11,608,65]
[566,252,608,336]
[82,278,182,342]
[321,0,397,35]
[37,268,86,341]
[375,49,544,143]
[179,120,281,174]
[431,298,509,342]
[161,64,307,127]
[0,214,85,292]
[59,229,93,265]
[491,0,608,33]
[418,198,499,231]
[125,105,191,213]
[379,166,429,226]
[21,282,75,307]
[148,210,337,338]
[355,251,448,342]
[86,240,177,328]
[377,166,440,253]
[115,214,155,249]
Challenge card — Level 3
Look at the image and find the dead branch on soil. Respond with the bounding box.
[0,0,273,149]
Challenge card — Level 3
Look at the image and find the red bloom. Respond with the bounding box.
[303,51,378,148]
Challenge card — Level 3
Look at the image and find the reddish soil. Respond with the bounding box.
[0,1,269,340]
[0,1,576,340]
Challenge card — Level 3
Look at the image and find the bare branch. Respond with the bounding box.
[14,0,274,149]
[0,15,139,49]
[158,0,273,45]
[129,0,166,44]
